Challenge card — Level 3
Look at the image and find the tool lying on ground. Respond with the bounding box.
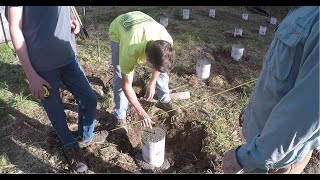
[69,6,89,39]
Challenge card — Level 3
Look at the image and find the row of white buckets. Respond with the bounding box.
[183,8,216,20]
[242,14,277,25]
[234,26,267,36]
[195,45,244,80]
[160,10,276,28]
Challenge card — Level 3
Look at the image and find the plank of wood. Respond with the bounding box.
[170,91,190,100]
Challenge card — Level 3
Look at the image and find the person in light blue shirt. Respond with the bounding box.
[223,6,319,173]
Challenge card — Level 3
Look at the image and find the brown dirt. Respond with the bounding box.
[1,6,317,174]
[223,31,247,44]
[141,127,165,143]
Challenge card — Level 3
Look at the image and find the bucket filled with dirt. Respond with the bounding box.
[142,127,166,167]
[231,44,244,61]
[242,13,248,20]
[234,27,243,37]
[196,59,211,80]
[160,16,169,27]
[209,9,216,18]
[182,9,190,20]
[270,17,277,25]
[259,26,267,35]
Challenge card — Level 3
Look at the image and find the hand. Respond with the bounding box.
[144,82,156,101]
[27,73,52,100]
[70,20,80,34]
[239,108,245,127]
[138,109,155,129]
[222,147,243,174]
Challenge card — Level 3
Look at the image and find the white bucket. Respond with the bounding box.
[270,17,277,25]
[231,45,244,61]
[259,26,267,35]
[242,13,248,20]
[196,59,211,80]
[234,27,243,37]
[142,127,166,167]
[182,9,190,19]
[209,9,215,18]
[160,16,169,27]
[82,7,86,16]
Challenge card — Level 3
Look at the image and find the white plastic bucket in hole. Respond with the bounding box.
[234,27,243,37]
[231,45,244,61]
[259,26,267,35]
[242,13,248,20]
[160,16,169,27]
[142,128,166,167]
[270,17,277,25]
[196,59,211,80]
[182,9,190,19]
[209,9,215,18]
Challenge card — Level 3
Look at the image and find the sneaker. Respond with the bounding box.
[156,101,181,115]
[78,130,109,148]
[64,148,88,173]
[116,119,129,134]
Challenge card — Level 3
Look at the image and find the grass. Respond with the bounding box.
[0,6,304,173]
[0,44,40,111]
[0,153,18,174]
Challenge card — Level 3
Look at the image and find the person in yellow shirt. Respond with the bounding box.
[108,11,180,132]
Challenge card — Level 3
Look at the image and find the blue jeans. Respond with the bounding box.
[37,58,97,150]
[111,41,171,120]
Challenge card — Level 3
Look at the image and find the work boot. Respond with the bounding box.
[156,100,181,115]
[78,130,109,148]
[116,119,129,134]
[64,148,88,173]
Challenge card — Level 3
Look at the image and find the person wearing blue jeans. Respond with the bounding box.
[111,41,172,122]
[37,59,97,150]
[223,6,319,173]
[108,11,181,132]
[8,6,108,173]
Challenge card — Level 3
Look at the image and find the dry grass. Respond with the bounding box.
[1,6,318,174]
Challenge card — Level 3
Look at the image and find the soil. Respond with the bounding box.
[53,14,318,174]
[141,127,166,143]
[135,152,171,173]
[2,6,317,174]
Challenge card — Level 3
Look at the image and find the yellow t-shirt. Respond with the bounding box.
[109,11,173,75]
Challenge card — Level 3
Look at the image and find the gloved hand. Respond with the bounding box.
[222,147,243,174]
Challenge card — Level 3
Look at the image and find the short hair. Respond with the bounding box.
[145,40,175,73]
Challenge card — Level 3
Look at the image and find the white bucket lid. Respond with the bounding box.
[197,59,210,65]
[232,44,244,49]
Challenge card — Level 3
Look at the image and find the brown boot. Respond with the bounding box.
[156,101,181,115]
[78,130,109,148]
[64,148,88,173]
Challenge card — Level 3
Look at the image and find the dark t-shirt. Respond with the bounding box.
[16,6,77,71]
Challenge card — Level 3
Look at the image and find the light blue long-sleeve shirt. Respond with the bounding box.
[236,6,320,173]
